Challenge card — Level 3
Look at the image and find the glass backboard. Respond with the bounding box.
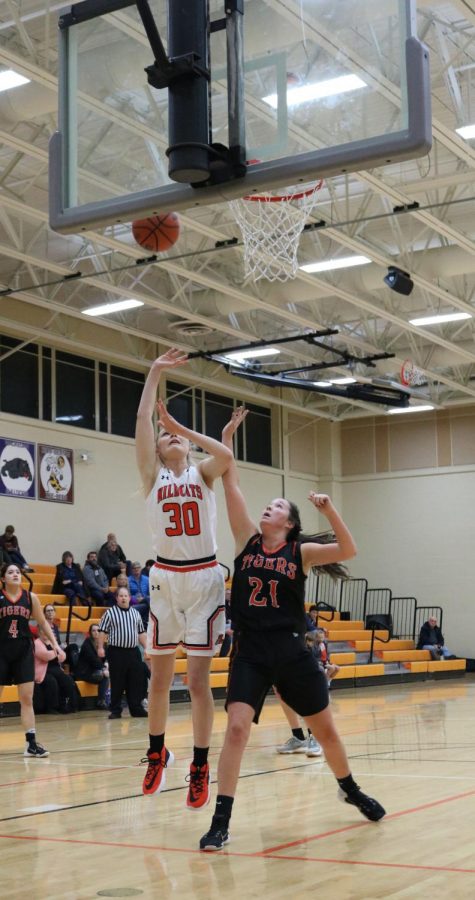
[49,0,431,233]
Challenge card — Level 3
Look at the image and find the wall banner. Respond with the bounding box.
[0,438,36,499]
[38,444,74,504]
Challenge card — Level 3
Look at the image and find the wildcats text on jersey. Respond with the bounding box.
[239,553,297,580]
[156,482,203,504]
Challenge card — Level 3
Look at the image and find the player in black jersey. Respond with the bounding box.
[0,563,61,757]
[200,409,385,851]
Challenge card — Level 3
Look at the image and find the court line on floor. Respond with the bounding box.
[260,786,475,855]
[1,831,475,876]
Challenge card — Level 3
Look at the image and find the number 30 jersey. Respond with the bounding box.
[145,465,218,562]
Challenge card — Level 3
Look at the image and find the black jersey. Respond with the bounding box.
[0,588,33,642]
[231,534,307,634]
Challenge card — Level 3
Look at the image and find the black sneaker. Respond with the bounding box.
[199,823,230,852]
[338,786,386,821]
[24,742,49,758]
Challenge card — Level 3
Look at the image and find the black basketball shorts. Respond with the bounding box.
[226,630,329,724]
[0,639,35,686]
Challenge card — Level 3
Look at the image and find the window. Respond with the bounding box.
[0,336,39,419]
[55,350,95,430]
[242,402,272,466]
[203,392,234,441]
[166,381,202,433]
[110,366,144,438]
[42,347,52,421]
[99,362,108,433]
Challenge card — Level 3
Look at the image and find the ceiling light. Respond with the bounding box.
[0,69,30,92]
[409,312,472,326]
[83,299,144,316]
[328,376,357,385]
[300,255,371,274]
[225,347,280,362]
[313,380,332,387]
[383,266,414,296]
[387,405,434,415]
[456,124,475,140]
[263,74,367,109]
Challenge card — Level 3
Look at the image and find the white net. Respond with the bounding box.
[400,359,426,386]
[229,182,323,282]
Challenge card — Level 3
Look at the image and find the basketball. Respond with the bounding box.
[132,213,180,253]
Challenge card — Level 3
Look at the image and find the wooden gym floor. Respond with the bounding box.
[1,679,475,900]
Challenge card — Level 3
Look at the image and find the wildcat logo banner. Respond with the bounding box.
[0,438,36,499]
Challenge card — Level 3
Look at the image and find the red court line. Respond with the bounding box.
[0,765,132,790]
[261,786,475,855]
[1,833,475,876]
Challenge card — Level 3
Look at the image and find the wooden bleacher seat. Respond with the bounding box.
[353,639,415,652]
[329,652,356,665]
[378,650,431,662]
[327,628,389,642]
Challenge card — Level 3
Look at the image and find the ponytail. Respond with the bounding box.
[286,504,349,580]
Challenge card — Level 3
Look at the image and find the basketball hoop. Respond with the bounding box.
[229,180,324,282]
[400,359,426,387]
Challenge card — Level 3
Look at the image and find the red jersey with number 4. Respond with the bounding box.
[0,589,33,641]
[145,464,217,561]
[231,534,307,634]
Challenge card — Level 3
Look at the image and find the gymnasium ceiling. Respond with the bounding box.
[1,0,475,421]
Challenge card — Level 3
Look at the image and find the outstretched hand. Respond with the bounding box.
[156,398,186,436]
[308,491,334,514]
[222,406,248,448]
[153,348,188,370]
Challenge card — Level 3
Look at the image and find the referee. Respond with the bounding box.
[97,586,148,719]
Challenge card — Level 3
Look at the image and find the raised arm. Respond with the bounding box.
[221,407,258,553]
[156,399,233,486]
[135,349,188,494]
[300,493,357,575]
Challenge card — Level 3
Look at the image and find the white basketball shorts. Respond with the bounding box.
[147,559,225,657]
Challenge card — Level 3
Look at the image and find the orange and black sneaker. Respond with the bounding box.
[141,747,174,795]
[186,762,210,810]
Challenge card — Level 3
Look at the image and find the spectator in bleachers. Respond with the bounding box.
[75,623,110,709]
[417,616,456,660]
[305,604,318,632]
[115,573,129,592]
[98,533,131,581]
[42,623,80,713]
[0,545,11,566]
[83,551,116,606]
[43,603,61,644]
[33,625,65,714]
[52,552,88,606]
[128,561,150,627]
[308,628,340,682]
[219,588,233,658]
[0,525,33,572]
[142,559,155,578]
[97,586,148,719]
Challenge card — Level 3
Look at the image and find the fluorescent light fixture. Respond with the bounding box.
[0,69,30,92]
[409,311,472,327]
[263,74,367,109]
[387,405,434,415]
[456,124,475,140]
[328,376,357,385]
[55,415,83,422]
[313,381,332,387]
[83,299,144,317]
[225,347,280,362]
[300,255,371,274]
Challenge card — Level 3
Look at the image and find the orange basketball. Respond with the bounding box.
[132,212,180,253]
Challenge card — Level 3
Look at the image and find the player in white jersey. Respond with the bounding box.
[136,349,232,809]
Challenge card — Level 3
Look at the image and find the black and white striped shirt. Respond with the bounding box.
[98,605,145,648]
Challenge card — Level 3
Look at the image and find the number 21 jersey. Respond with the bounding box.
[145,465,217,561]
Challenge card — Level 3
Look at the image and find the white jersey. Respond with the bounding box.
[145,464,217,562]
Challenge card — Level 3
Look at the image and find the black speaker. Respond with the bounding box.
[383,266,414,296]
[340,611,351,621]
[365,614,392,631]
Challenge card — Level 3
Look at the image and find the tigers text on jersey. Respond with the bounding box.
[0,589,33,641]
[231,534,307,634]
[145,464,217,562]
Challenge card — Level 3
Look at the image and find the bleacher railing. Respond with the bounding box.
[389,597,417,639]
[65,599,92,645]
[340,578,368,621]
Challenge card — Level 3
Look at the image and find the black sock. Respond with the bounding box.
[212,794,234,828]
[149,733,165,754]
[25,730,35,746]
[193,746,209,768]
[337,774,359,795]
[292,728,306,742]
